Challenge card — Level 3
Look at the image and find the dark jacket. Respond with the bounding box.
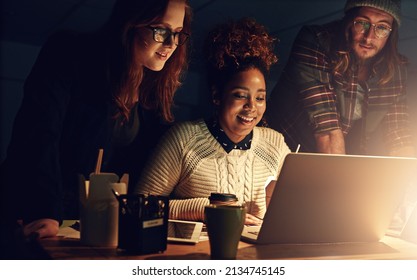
[0,31,170,224]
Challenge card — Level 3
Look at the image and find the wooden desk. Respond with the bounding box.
[38,234,417,260]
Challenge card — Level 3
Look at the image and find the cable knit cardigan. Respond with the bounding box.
[134,119,290,221]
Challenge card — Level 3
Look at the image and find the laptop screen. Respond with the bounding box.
[252,153,417,244]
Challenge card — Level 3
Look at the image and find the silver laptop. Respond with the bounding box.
[242,152,417,244]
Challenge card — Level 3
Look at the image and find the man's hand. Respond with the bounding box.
[23,219,59,239]
[314,129,346,154]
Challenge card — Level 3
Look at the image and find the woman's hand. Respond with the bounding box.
[245,213,262,226]
[23,219,59,239]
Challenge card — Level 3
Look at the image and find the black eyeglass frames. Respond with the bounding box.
[145,26,190,46]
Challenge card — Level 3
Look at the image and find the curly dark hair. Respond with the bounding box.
[204,17,278,94]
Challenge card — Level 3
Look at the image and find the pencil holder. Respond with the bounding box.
[117,194,169,254]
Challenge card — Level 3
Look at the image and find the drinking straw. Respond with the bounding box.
[95,148,103,174]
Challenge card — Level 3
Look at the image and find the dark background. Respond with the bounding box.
[1,0,417,162]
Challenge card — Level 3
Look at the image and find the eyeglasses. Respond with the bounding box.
[353,20,392,39]
[145,26,190,46]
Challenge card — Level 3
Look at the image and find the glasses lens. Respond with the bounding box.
[354,20,369,33]
[375,25,390,38]
[153,28,168,43]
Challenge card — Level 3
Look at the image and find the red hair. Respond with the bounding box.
[104,0,192,122]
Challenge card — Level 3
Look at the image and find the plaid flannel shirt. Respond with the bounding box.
[267,21,413,154]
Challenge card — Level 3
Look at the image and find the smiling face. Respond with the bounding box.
[134,0,186,71]
[351,7,393,62]
[216,68,266,143]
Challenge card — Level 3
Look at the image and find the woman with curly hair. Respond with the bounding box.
[134,17,291,225]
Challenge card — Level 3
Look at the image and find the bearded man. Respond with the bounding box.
[267,0,415,156]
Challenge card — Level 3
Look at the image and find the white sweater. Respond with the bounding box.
[134,119,290,221]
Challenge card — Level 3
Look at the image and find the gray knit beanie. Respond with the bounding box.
[344,0,401,25]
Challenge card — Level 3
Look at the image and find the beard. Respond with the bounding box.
[355,53,373,68]
[350,35,386,65]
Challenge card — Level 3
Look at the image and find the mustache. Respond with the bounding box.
[359,40,375,48]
